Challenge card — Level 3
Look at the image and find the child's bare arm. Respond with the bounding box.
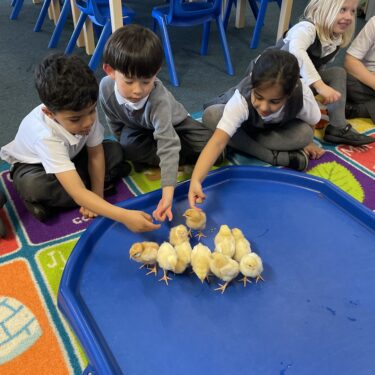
[345,54,375,91]
[87,144,105,198]
[188,129,229,208]
[55,170,160,232]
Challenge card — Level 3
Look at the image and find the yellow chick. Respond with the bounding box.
[156,242,178,285]
[183,208,206,239]
[169,224,190,246]
[174,241,192,274]
[209,252,240,294]
[232,228,252,262]
[214,224,235,258]
[129,242,159,275]
[239,252,264,286]
[191,243,211,283]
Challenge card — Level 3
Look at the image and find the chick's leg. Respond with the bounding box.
[256,274,264,283]
[146,264,158,276]
[238,276,251,287]
[214,281,229,294]
[195,231,206,240]
[158,270,172,285]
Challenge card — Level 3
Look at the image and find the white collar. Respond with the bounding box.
[260,104,285,121]
[43,111,83,145]
[114,82,149,111]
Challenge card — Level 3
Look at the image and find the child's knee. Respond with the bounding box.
[202,104,225,132]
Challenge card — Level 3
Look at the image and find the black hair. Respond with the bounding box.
[34,53,98,112]
[251,49,300,96]
[103,24,163,78]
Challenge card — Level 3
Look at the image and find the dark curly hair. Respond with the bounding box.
[103,24,163,78]
[34,53,98,112]
[251,49,300,96]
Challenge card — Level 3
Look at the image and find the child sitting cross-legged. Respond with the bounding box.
[99,24,213,222]
[0,53,160,233]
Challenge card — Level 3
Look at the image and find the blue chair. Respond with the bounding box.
[65,0,135,71]
[10,0,24,19]
[223,0,282,49]
[47,0,72,48]
[152,0,234,87]
[33,0,66,32]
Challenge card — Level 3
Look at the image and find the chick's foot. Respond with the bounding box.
[159,270,172,285]
[195,231,206,241]
[146,265,158,276]
[256,275,265,283]
[214,282,229,294]
[239,276,251,287]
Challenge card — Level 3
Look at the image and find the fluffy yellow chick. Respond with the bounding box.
[156,242,178,285]
[169,224,190,246]
[209,252,240,294]
[174,241,192,274]
[239,252,264,286]
[191,243,211,283]
[232,228,252,262]
[183,208,206,239]
[129,242,159,275]
[214,225,235,258]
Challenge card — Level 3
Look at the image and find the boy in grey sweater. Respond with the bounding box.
[100,24,212,222]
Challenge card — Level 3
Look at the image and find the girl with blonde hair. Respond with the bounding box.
[279,0,374,146]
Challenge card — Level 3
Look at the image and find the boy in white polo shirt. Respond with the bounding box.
[345,16,375,123]
[0,54,160,232]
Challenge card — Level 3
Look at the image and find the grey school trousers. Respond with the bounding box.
[346,73,375,122]
[11,140,125,208]
[118,116,213,166]
[318,66,347,128]
[202,105,313,166]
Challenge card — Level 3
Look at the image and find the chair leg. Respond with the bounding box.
[200,21,210,55]
[248,0,259,19]
[250,0,269,49]
[216,17,234,76]
[155,16,179,86]
[65,13,87,55]
[223,0,235,30]
[88,21,112,71]
[9,0,24,20]
[48,0,71,48]
[34,0,52,32]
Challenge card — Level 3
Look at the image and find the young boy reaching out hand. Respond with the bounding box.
[99,24,213,222]
[0,54,160,233]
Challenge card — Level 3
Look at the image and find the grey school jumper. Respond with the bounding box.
[99,77,212,187]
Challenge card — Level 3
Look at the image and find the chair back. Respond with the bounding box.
[167,0,222,24]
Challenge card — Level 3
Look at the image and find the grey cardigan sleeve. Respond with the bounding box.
[148,95,183,188]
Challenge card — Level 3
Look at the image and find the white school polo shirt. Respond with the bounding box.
[0,104,104,174]
[217,83,321,138]
[347,16,375,73]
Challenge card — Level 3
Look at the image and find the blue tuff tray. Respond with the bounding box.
[58,166,375,375]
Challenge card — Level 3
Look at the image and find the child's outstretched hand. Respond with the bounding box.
[314,81,341,105]
[121,210,161,232]
[303,142,326,160]
[188,179,206,209]
[152,186,174,222]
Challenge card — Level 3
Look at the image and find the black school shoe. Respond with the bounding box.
[287,150,309,172]
[324,124,375,146]
[23,200,52,222]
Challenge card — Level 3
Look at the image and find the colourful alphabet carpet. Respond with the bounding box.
[0,115,374,374]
